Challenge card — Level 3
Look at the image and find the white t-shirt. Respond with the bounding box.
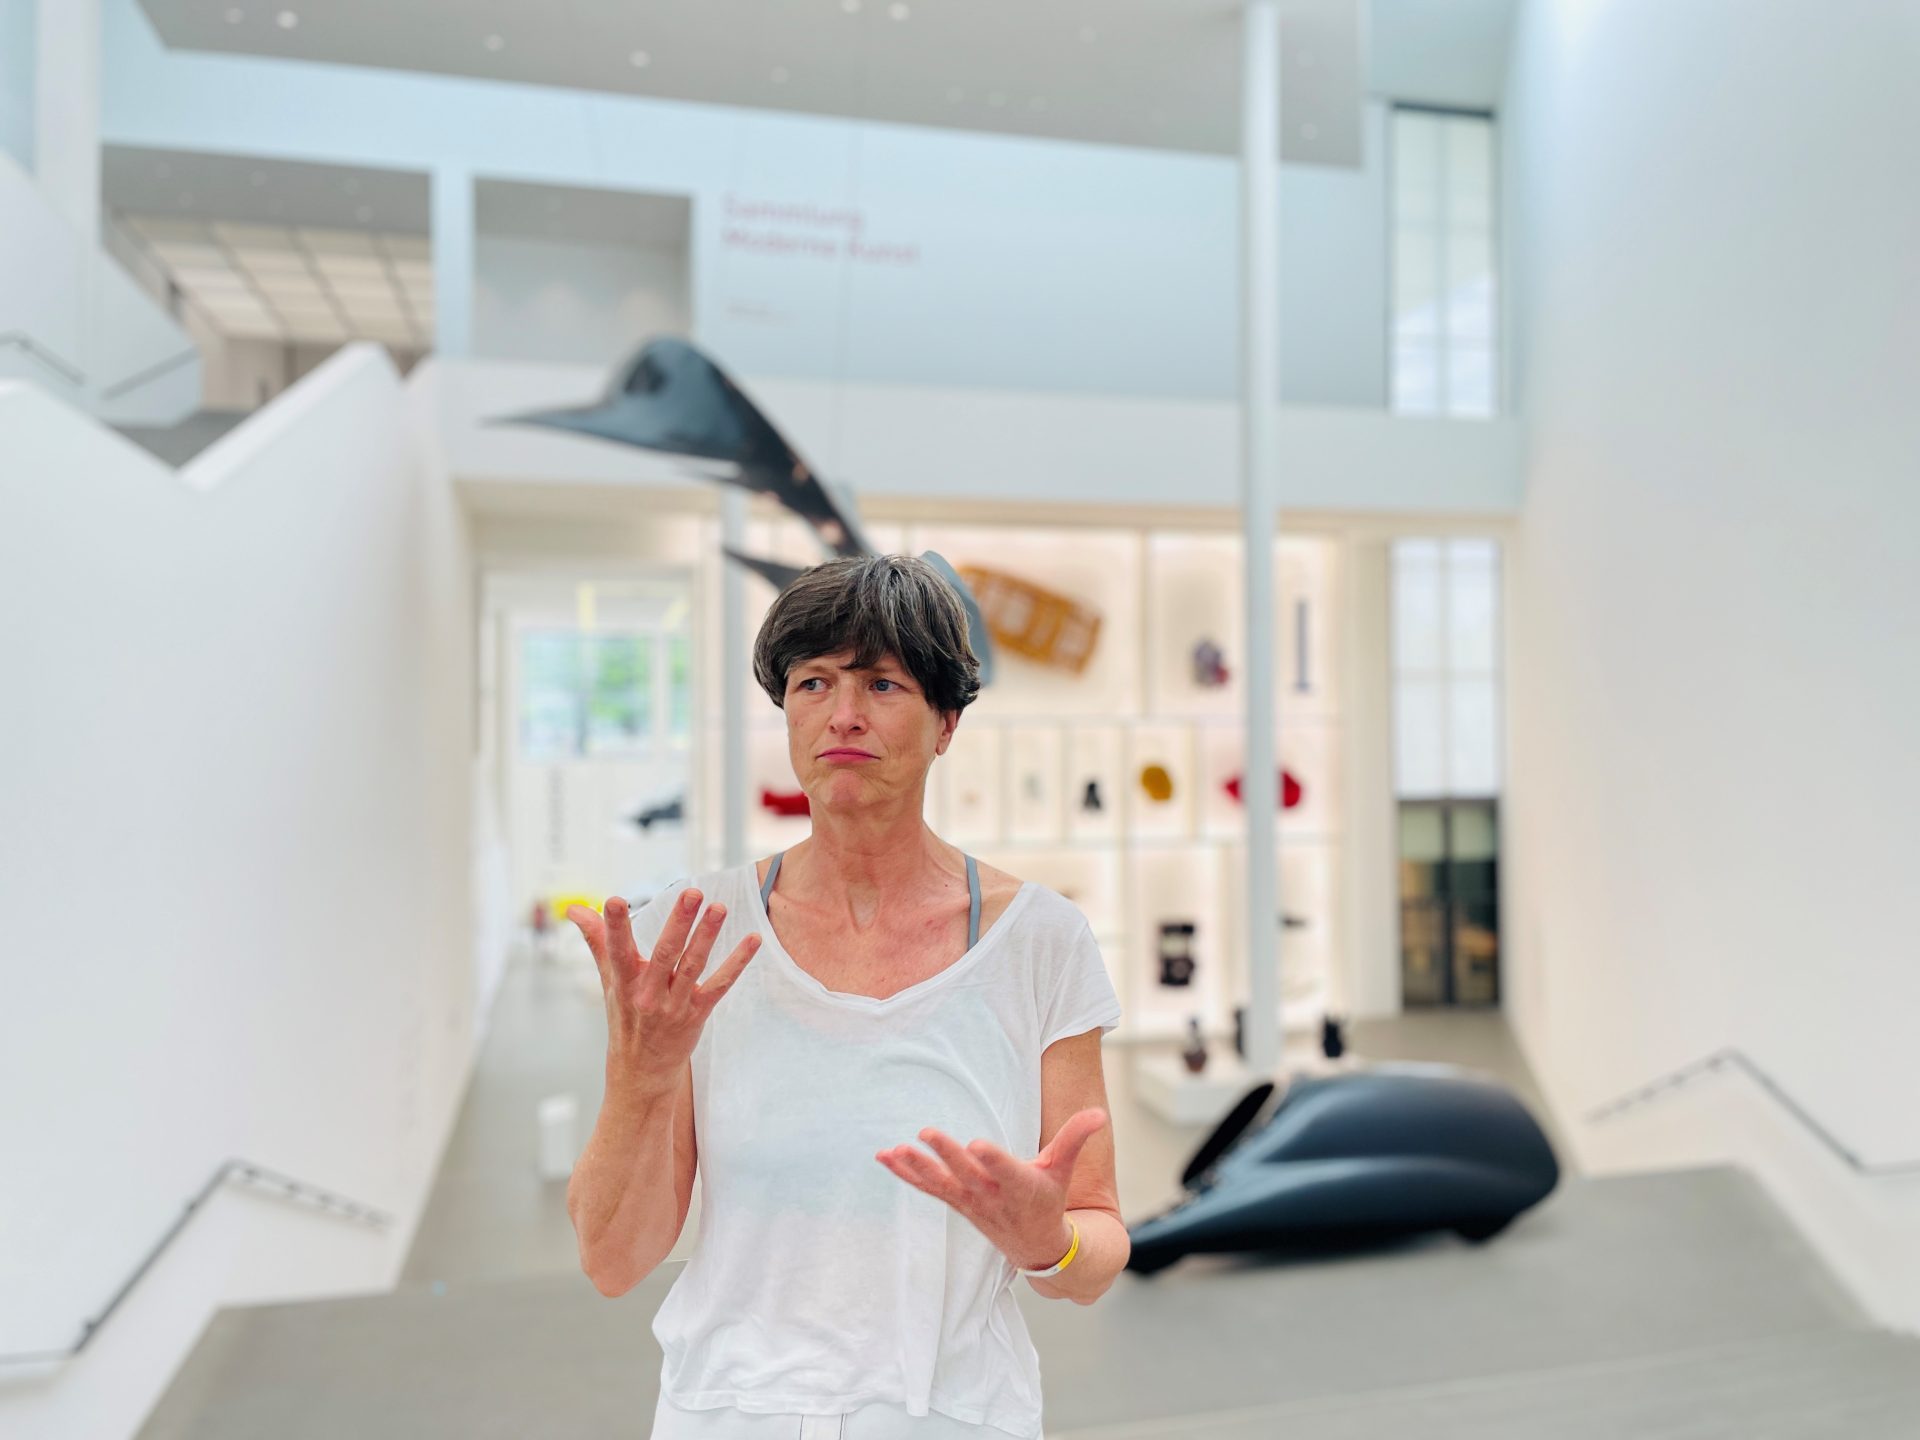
[625,861,1123,1438]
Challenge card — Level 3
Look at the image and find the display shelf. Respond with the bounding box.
[1132,1050,1270,1126]
[707,516,1348,1048]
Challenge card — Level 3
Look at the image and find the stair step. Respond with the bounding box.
[1048,1330,1920,1439]
[139,1166,1883,1439]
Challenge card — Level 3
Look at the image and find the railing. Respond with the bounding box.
[99,346,200,402]
[1586,1046,1920,1179]
[0,1159,392,1370]
[0,331,85,388]
[0,332,199,401]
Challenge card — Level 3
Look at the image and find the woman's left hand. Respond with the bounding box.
[876,1108,1109,1270]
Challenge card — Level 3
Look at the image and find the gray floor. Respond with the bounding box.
[139,941,1920,1438]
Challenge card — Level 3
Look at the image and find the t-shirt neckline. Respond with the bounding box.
[747,860,1037,1010]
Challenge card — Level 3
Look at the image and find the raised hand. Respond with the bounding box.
[876,1108,1110,1271]
[568,888,760,1098]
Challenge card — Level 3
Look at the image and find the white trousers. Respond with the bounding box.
[649,1391,1041,1440]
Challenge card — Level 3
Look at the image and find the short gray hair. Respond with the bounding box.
[752,554,981,716]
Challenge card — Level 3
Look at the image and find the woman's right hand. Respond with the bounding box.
[567,888,761,1098]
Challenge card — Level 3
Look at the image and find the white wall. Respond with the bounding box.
[0,346,478,1437]
[434,359,1522,516]
[1501,0,1920,1330]
[101,0,1395,407]
[475,233,692,367]
[0,0,33,171]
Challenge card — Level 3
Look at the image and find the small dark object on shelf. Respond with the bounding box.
[1081,779,1103,813]
[1158,921,1196,987]
[1321,1014,1347,1060]
[1181,1017,1209,1074]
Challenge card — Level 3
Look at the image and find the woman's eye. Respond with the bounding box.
[873,679,897,691]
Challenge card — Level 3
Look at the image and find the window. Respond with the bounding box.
[1391,538,1502,799]
[1391,108,1498,418]
[520,629,689,762]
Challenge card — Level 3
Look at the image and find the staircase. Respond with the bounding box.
[136,1165,1920,1439]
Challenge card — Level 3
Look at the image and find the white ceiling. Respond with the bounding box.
[136,0,1517,161]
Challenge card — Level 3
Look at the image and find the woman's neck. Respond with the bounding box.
[783,817,962,931]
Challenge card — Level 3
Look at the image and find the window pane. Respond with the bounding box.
[1447,342,1495,418]
[1393,111,1440,225]
[584,636,650,755]
[1445,226,1495,341]
[1447,547,1499,672]
[1445,117,1494,227]
[1394,232,1441,340]
[1393,340,1441,414]
[669,632,691,736]
[1396,678,1447,798]
[1393,542,1445,670]
[1449,677,1500,795]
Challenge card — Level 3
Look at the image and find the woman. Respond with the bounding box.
[567,553,1126,1440]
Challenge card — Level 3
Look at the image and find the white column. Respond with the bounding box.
[430,167,474,358]
[1240,0,1283,1078]
[34,0,99,238]
[721,489,749,868]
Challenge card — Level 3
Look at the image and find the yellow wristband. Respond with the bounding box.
[1017,1219,1081,1277]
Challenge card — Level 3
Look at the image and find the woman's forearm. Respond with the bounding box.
[568,1073,683,1296]
[1023,1207,1129,1304]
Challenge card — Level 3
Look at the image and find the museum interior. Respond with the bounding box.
[3,1,1918,1436]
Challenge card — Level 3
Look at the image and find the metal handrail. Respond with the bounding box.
[0,1158,391,1369]
[0,331,86,387]
[0,334,198,401]
[99,346,200,401]
[1586,1046,1920,1178]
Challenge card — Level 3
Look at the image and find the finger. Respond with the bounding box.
[670,902,728,988]
[1038,1108,1110,1174]
[877,1147,967,1210]
[639,888,702,994]
[693,933,762,1010]
[565,904,611,986]
[920,1130,998,1193]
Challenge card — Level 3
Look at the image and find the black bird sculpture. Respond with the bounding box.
[494,338,995,682]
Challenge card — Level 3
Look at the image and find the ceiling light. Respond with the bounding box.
[276,9,298,28]
[770,66,789,83]
[629,49,651,67]
[889,2,909,18]
[483,33,504,51]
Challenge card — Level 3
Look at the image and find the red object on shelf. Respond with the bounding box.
[1224,770,1304,809]
[761,787,812,817]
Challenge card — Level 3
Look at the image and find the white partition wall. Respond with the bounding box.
[0,348,475,1438]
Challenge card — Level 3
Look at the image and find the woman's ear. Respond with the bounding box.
[934,709,960,757]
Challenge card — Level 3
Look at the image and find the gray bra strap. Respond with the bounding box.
[966,853,980,949]
[762,848,979,948]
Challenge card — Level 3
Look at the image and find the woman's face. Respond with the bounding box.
[784,649,957,815]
